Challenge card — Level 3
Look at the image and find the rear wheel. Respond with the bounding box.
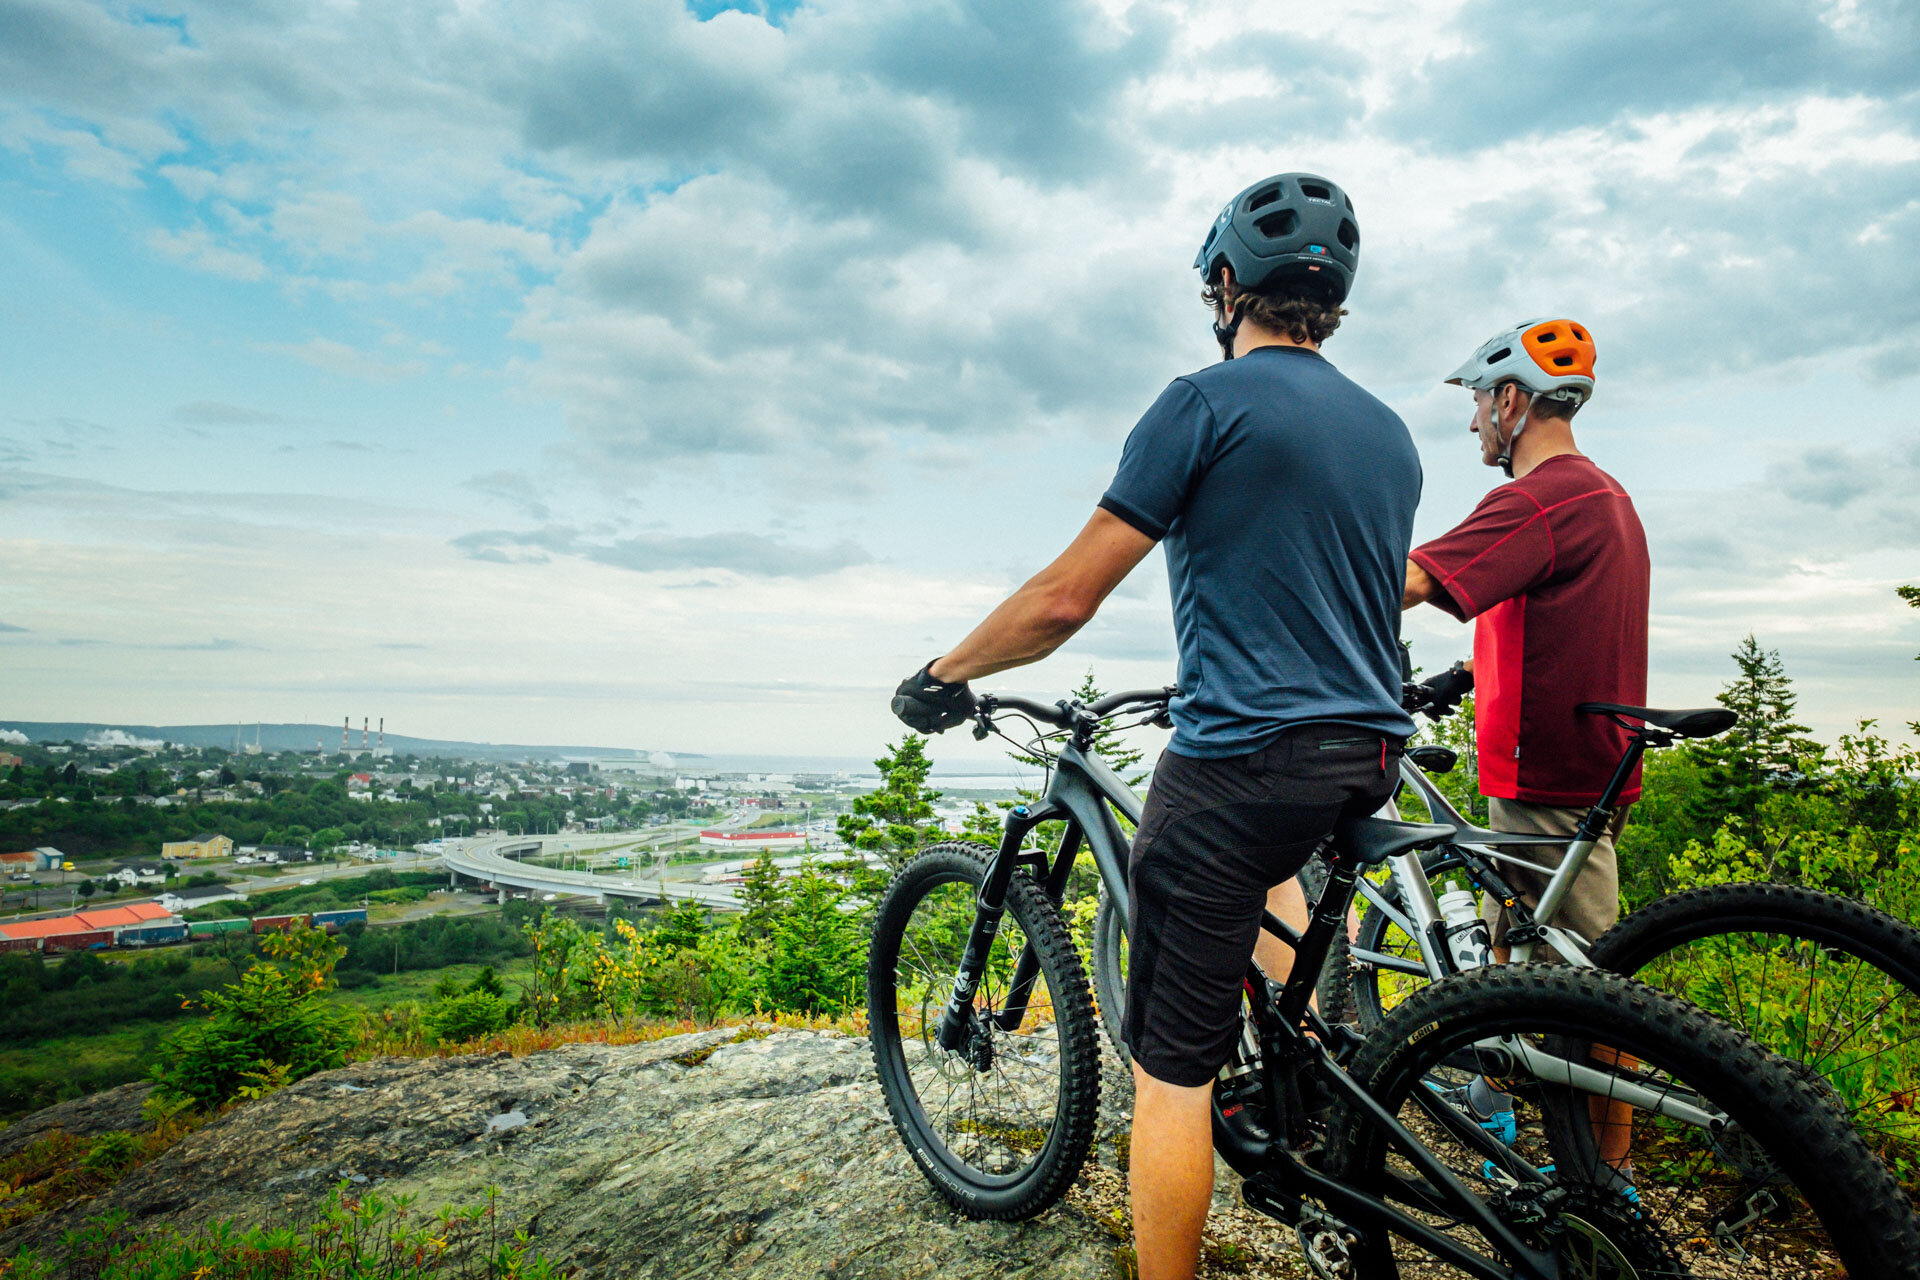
[1328,964,1920,1278]
[1333,851,1466,1032]
[1590,882,1920,1192]
[868,841,1101,1219]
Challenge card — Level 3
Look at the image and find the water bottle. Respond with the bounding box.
[1437,884,1492,973]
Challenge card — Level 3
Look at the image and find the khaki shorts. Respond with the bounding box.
[1477,797,1628,949]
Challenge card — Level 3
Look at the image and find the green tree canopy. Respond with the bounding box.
[1687,635,1823,839]
[837,735,942,874]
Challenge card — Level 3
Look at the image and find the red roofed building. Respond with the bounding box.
[0,902,177,941]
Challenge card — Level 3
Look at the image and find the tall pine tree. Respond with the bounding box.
[737,848,789,943]
[836,735,942,876]
[1688,635,1823,839]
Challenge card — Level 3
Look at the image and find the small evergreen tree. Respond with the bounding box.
[762,867,864,1015]
[737,849,789,943]
[836,735,942,875]
[1688,635,1823,839]
[652,898,710,952]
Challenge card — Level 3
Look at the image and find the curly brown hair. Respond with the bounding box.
[1201,278,1347,347]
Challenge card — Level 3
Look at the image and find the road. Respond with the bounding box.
[441,833,744,912]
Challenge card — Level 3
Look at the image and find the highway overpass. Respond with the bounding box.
[441,834,743,912]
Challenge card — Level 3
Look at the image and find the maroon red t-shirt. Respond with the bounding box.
[1409,454,1650,806]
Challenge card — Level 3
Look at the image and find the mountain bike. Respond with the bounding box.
[867,686,1920,1277]
[1301,693,1920,1186]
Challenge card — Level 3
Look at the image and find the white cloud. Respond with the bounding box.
[148,227,270,281]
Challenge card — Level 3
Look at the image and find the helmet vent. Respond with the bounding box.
[1571,325,1588,340]
[1246,185,1282,211]
[1337,219,1358,250]
[1552,355,1574,367]
[1299,182,1332,201]
[1487,347,1512,364]
[1344,195,1354,211]
[1255,210,1298,239]
[1534,330,1558,342]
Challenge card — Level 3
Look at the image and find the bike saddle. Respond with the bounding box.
[1578,701,1737,739]
[1337,817,1457,866]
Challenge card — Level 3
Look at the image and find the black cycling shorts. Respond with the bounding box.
[1123,725,1400,1088]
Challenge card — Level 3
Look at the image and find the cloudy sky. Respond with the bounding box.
[2,0,1916,759]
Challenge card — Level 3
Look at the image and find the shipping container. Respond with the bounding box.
[121,924,189,945]
[310,908,368,931]
[0,935,41,954]
[43,930,113,953]
[250,913,311,934]
[188,918,252,937]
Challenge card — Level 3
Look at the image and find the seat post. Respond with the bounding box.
[1573,733,1652,844]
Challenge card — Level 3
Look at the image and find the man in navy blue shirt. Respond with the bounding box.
[894,173,1419,1280]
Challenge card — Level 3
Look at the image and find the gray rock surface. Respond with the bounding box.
[0,1082,155,1159]
[0,1030,1145,1278]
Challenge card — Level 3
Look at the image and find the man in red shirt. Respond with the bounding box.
[1402,318,1649,1167]
[1404,317,1649,952]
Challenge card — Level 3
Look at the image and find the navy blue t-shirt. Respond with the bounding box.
[1099,345,1421,756]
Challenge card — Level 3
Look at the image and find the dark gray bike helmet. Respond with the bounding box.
[1193,173,1360,304]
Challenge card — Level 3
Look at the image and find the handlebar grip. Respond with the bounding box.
[983,694,1073,728]
[1084,686,1178,716]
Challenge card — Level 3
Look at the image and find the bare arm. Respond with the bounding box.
[929,509,1156,684]
[1403,558,1441,610]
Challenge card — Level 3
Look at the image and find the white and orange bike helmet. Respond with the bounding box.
[1446,318,1596,476]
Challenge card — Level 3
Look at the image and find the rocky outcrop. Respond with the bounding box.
[0,1028,1310,1278]
[0,1082,155,1160]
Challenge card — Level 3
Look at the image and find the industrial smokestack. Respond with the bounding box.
[342,717,349,752]
[378,717,384,750]
[362,717,368,748]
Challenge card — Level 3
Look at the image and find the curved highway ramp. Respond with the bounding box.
[441,834,743,912]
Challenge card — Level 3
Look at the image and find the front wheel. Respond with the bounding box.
[1327,964,1920,1278]
[868,841,1102,1220]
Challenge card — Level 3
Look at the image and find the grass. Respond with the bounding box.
[1,1184,557,1280]
[0,1022,172,1122]
[330,959,536,1013]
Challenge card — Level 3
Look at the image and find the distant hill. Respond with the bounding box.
[0,721,694,764]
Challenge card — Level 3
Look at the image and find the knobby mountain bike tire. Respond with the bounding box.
[1327,964,1920,1279]
[868,841,1102,1220]
[1586,881,1920,1184]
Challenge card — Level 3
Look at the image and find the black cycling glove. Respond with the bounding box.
[1419,662,1475,717]
[892,661,976,735]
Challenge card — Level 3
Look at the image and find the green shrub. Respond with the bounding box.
[3,1184,556,1280]
[424,992,518,1045]
[80,1132,138,1173]
[149,924,354,1110]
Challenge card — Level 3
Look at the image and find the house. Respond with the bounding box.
[36,847,65,870]
[109,862,168,887]
[0,851,36,874]
[158,884,248,914]
[162,833,234,860]
[0,752,21,769]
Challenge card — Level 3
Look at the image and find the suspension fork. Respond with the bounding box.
[993,823,1083,1032]
[935,802,1054,1052]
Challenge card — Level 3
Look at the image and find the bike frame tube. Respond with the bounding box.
[1041,741,1140,918]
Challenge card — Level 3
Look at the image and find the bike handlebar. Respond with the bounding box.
[974,685,1178,732]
